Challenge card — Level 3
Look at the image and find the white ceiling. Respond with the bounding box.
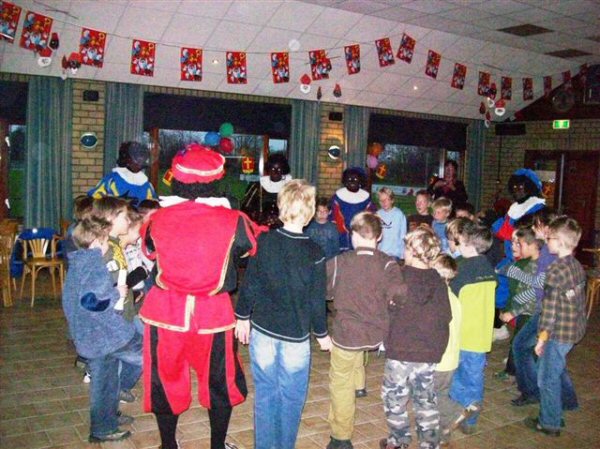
[1,0,599,120]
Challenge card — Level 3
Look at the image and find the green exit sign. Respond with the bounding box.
[552,119,570,129]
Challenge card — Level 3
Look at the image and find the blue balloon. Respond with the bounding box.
[204,131,220,147]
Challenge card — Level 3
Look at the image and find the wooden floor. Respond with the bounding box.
[1,279,600,449]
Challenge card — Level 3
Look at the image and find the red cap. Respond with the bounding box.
[171,143,225,184]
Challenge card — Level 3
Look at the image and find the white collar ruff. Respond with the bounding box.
[507,196,545,220]
[158,195,231,209]
[260,174,292,193]
[336,187,369,204]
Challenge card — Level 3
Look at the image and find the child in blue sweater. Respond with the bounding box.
[62,217,142,443]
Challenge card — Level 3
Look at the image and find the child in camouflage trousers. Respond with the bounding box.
[380,226,451,449]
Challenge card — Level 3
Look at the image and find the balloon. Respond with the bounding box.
[367,154,378,169]
[219,137,234,153]
[204,131,220,147]
[219,122,234,137]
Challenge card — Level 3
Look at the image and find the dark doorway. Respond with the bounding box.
[525,150,599,265]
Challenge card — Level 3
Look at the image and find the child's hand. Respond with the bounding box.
[317,335,332,352]
[534,339,545,356]
[500,312,514,323]
[117,285,128,298]
[134,291,144,303]
[235,320,250,345]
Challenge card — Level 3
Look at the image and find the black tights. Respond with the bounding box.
[155,407,233,449]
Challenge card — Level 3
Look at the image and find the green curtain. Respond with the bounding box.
[25,76,73,229]
[289,99,321,184]
[344,105,370,170]
[466,120,486,210]
[104,82,144,174]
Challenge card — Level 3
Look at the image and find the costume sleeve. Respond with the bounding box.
[88,173,116,198]
[310,255,328,337]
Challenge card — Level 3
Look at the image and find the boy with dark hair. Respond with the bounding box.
[63,216,142,443]
[326,211,397,449]
[454,203,476,221]
[306,196,340,259]
[524,216,586,437]
[448,221,496,434]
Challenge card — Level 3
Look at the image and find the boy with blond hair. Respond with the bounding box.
[448,221,496,434]
[376,187,407,260]
[380,226,451,449]
[431,197,453,254]
[407,190,432,231]
[236,179,331,449]
[326,212,398,449]
[524,216,586,437]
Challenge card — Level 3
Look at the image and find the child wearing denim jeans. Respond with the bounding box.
[380,226,451,449]
[62,217,142,443]
[235,179,332,449]
[448,222,496,435]
[523,216,586,437]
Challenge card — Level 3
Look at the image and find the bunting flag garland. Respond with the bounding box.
[309,49,331,80]
[478,71,490,96]
[226,51,247,84]
[79,28,106,67]
[425,49,441,79]
[375,37,394,67]
[523,77,533,100]
[0,1,21,42]
[501,76,512,100]
[270,51,289,83]
[543,76,552,97]
[396,33,415,63]
[131,39,155,77]
[180,47,202,81]
[0,5,585,112]
[344,44,360,75]
[451,63,466,89]
[20,10,52,51]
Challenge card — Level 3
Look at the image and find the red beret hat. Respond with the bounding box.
[171,143,225,184]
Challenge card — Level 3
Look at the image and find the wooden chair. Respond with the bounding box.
[18,228,65,307]
[0,232,16,307]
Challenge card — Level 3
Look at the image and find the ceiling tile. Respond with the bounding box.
[160,14,220,46]
[266,1,324,32]
[470,0,532,15]
[176,0,232,18]
[368,6,428,22]
[401,0,458,14]
[115,6,175,41]
[335,0,393,15]
[65,0,129,33]
[203,21,263,51]
[225,0,282,26]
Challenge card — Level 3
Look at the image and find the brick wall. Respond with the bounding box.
[481,119,600,228]
[317,103,344,198]
[71,80,106,197]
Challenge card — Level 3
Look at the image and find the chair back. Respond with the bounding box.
[18,228,60,260]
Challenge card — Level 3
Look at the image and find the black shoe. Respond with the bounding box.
[326,436,354,449]
[119,389,135,403]
[524,417,560,437]
[378,439,408,449]
[355,388,368,398]
[511,394,539,406]
[116,411,134,426]
[89,429,131,443]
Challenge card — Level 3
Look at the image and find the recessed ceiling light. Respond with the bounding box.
[545,49,592,58]
[413,85,418,90]
[498,24,553,37]
[212,59,219,65]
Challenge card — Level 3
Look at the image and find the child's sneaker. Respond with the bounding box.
[119,389,135,403]
[83,370,91,384]
[326,436,354,449]
[493,370,510,381]
[450,403,482,431]
[379,438,409,449]
[493,325,510,341]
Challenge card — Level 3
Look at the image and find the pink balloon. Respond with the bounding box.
[367,154,378,169]
[219,137,234,153]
